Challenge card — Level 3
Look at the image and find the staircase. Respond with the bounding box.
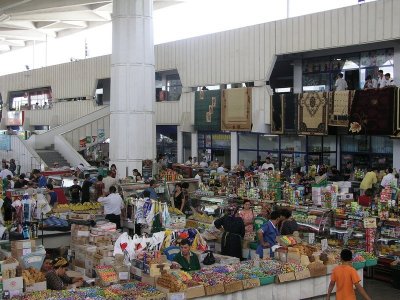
[36,145,70,168]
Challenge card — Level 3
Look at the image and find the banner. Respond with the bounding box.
[0,135,11,151]
[97,129,105,142]
[194,90,221,131]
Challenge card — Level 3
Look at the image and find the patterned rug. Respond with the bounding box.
[349,87,396,135]
[298,92,328,135]
[194,90,221,131]
[329,90,355,126]
[221,87,252,131]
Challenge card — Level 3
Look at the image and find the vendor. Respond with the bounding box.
[41,257,53,273]
[239,199,255,239]
[173,239,200,271]
[46,257,83,290]
[98,186,125,229]
[132,169,142,182]
[279,208,298,235]
[173,183,187,213]
[46,183,58,208]
[214,204,245,260]
[194,169,204,183]
[257,204,271,220]
[256,210,282,258]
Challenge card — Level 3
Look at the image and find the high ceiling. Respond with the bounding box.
[0,0,185,53]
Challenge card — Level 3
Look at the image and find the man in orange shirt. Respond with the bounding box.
[326,249,371,300]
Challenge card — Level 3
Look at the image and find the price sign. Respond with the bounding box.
[321,238,328,251]
[364,217,377,229]
[308,233,315,244]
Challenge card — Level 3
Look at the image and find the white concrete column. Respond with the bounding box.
[177,126,183,164]
[110,0,155,177]
[393,140,400,171]
[293,59,302,93]
[393,45,400,86]
[191,132,198,163]
[231,132,238,168]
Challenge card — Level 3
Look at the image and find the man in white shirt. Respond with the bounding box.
[199,158,208,168]
[261,157,275,171]
[381,168,395,188]
[103,170,118,193]
[384,73,394,87]
[185,157,193,166]
[334,73,348,91]
[194,169,204,183]
[98,186,125,229]
[0,166,13,179]
[377,70,385,88]
[216,162,226,173]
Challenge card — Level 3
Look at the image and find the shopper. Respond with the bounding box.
[377,69,385,88]
[142,179,158,200]
[334,73,348,91]
[279,208,299,235]
[261,157,275,171]
[381,167,395,188]
[239,200,255,239]
[216,162,226,173]
[360,168,378,195]
[6,175,14,189]
[342,161,353,181]
[46,257,83,290]
[194,169,204,183]
[384,73,394,87]
[185,157,193,166]
[132,169,142,182]
[103,170,118,192]
[94,175,105,199]
[41,257,53,273]
[363,75,377,89]
[9,159,16,175]
[326,249,371,300]
[69,178,82,204]
[110,164,117,178]
[214,204,245,260]
[0,165,13,179]
[46,183,58,208]
[173,238,201,272]
[98,186,125,229]
[14,174,28,189]
[81,173,93,203]
[199,157,209,168]
[257,204,271,220]
[256,210,282,258]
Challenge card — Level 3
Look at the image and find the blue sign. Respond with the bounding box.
[0,135,11,151]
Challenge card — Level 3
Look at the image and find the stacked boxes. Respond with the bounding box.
[11,240,36,258]
[1,258,23,297]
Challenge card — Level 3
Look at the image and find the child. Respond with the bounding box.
[326,249,371,300]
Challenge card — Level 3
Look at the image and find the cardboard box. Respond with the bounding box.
[24,281,47,292]
[224,280,243,294]
[3,277,24,291]
[276,272,296,283]
[11,240,35,250]
[185,285,205,299]
[141,274,158,286]
[242,278,260,290]
[307,262,327,277]
[204,283,225,296]
[11,248,32,258]
[294,269,311,280]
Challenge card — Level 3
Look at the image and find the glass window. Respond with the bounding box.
[259,152,279,167]
[323,136,336,152]
[239,150,258,167]
[303,73,330,91]
[238,133,257,149]
[166,73,182,101]
[281,136,306,152]
[308,136,322,152]
[211,133,230,149]
[371,136,393,154]
[323,153,337,166]
[341,135,369,152]
[259,135,279,151]
[198,134,205,148]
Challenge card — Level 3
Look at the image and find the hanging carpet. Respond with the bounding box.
[221,87,252,131]
[392,87,400,137]
[194,90,222,131]
[298,92,328,135]
[328,90,355,127]
[349,87,396,136]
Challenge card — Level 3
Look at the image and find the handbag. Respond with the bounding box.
[202,250,216,265]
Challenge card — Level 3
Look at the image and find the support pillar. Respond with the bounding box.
[110,0,155,177]
[231,132,238,169]
[177,126,183,164]
[191,132,198,163]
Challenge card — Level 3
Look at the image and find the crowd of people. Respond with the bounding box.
[334,69,395,91]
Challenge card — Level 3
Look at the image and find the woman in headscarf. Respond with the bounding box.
[214,204,245,260]
[45,257,83,290]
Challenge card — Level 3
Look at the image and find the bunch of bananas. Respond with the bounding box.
[168,207,184,215]
[70,202,102,211]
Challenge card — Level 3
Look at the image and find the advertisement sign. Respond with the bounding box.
[98,129,105,142]
[142,160,153,180]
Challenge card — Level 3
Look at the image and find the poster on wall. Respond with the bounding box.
[0,135,11,151]
[142,159,153,180]
[98,129,105,142]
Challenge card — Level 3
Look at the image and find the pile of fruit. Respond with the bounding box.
[53,202,103,213]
